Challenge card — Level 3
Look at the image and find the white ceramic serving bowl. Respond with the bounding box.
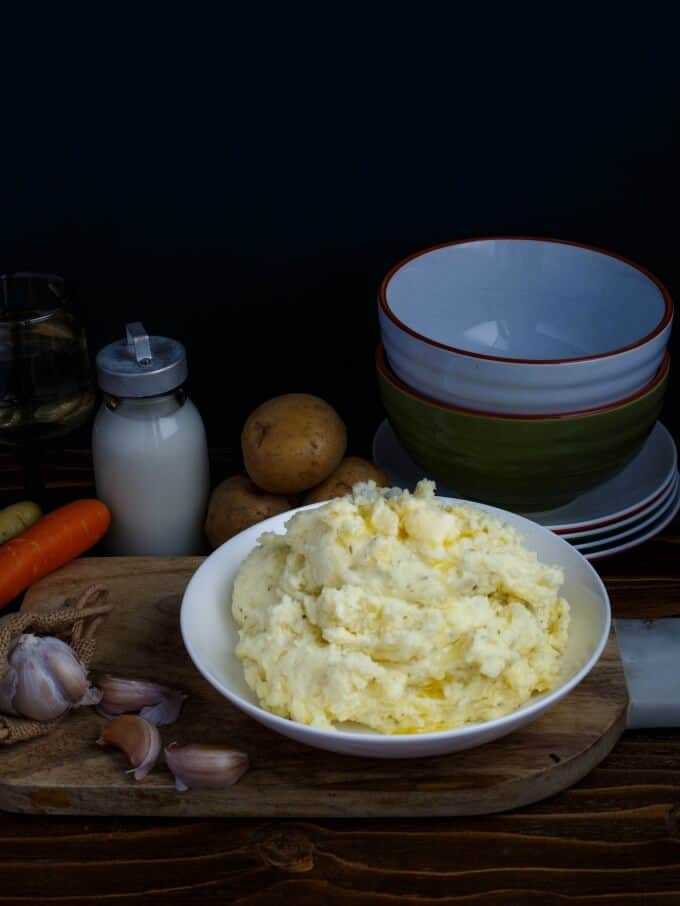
[379,237,673,415]
[181,499,611,758]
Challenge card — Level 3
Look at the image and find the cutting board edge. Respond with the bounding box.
[0,683,628,818]
[0,703,627,818]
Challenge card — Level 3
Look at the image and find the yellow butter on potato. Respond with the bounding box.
[231,480,570,734]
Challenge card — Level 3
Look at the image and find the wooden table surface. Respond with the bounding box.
[1,448,679,905]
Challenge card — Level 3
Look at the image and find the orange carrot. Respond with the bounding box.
[0,499,111,608]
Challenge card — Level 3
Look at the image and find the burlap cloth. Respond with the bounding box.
[0,584,112,744]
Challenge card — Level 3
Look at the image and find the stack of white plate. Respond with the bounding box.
[373,420,679,561]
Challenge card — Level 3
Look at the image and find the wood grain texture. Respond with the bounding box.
[0,449,679,903]
[0,557,627,818]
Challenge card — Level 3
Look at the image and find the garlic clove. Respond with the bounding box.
[96,675,187,726]
[97,675,165,712]
[97,715,161,781]
[164,742,249,792]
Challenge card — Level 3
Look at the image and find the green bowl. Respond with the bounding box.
[377,344,670,510]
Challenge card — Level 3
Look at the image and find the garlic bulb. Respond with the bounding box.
[0,634,102,721]
[164,742,249,792]
[96,675,187,726]
[97,715,161,780]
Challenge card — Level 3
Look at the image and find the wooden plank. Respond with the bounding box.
[0,557,627,817]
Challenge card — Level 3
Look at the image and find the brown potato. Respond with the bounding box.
[303,457,389,504]
[204,474,298,548]
[241,394,347,494]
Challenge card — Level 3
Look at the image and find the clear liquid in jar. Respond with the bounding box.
[0,321,95,446]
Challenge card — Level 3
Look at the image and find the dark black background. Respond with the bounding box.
[1,6,679,455]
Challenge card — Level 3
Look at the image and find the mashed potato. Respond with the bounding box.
[231,480,570,734]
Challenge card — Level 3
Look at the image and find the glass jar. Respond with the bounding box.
[92,323,210,555]
[0,272,95,498]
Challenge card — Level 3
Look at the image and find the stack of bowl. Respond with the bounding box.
[377,238,673,511]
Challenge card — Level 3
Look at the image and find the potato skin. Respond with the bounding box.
[0,501,42,545]
[205,475,298,549]
[241,394,347,494]
[303,457,389,504]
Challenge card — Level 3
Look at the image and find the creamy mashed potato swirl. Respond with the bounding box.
[231,481,570,734]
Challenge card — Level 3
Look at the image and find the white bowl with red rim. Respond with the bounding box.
[379,237,673,415]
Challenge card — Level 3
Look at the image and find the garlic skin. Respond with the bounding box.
[97,715,161,780]
[139,693,186,726]
[164,743,249,792]
[0,634,102,721]
[96,675,187,726]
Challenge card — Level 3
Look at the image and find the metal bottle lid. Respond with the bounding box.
[96,323,188,398]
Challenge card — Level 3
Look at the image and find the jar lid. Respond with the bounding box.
[96,323,188,398]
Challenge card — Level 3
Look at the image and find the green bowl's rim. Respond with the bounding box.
[379,236,674,365]
[377,344,670,423]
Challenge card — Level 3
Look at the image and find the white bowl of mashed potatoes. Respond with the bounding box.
[181,481,610,758]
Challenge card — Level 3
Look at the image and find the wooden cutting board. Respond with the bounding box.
[0,557,628,817]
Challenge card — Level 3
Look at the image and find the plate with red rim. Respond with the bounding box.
[562,472,678,540]
[580,481,680,561]
[573,475,679,551]
[373,419,677,533]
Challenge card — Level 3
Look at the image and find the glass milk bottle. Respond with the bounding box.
[92,323,210,555]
